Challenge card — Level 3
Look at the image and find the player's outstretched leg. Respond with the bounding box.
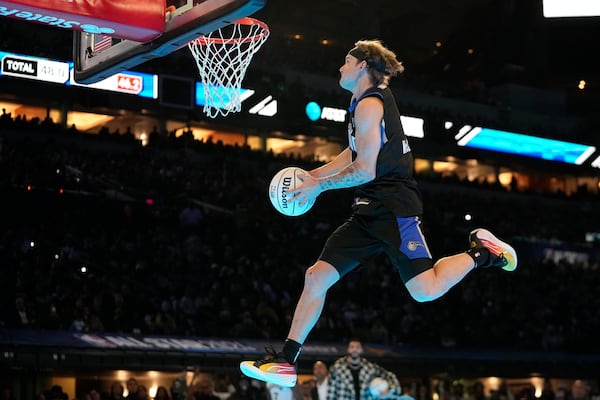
[240,346,297,387]
[240,261,338,387]
[469,228,517,271]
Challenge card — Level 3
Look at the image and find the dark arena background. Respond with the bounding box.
[1,0,600,399]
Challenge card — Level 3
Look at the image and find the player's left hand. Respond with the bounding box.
[288,172,321,206]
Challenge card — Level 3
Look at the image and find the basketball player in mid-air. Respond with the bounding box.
[240,39,518,387]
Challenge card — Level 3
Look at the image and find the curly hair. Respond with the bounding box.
[353,39,404,86]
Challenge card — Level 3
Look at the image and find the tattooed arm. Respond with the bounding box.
[318,96,382,190]
[310,147,352,178]
[289,97,383,205]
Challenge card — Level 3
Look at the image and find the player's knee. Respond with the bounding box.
[304,263,337,295]
[304,267,327,294]
[405,281,439,303]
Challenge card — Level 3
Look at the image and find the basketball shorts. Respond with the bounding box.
[319,205,433,283]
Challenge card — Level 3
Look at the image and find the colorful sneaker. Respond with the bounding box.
[469,228,518,271]
[240,347,297,387]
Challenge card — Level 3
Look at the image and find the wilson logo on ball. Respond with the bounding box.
[268,167,315,217]
[281,176,292,209]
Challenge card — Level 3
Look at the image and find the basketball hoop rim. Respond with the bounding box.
[190,17,269,46]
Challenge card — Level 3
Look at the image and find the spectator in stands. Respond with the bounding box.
[301,380,315,400]
[327,339,400,400]
[125,379,139,400]
[13,296,35,328]
[84,389,101,400]
[154,386,171,400]
[213,374,236,399]
[311,361,329,400]
[192,379,220,400]
[266,383,293,400]
[46,385,67,400]
[571,380,590,400]
[170,376,187,400]
[413,384,433,400]
[228,377,267,400]
[135,385,149,400]
[69,308,88,333]
[450,382,469,400]
[469,382,487,400]
[109,382,125,400]
[538,379,555,400]
[489,381,514,400]
[555,387,568,400]
[516,385,536,400]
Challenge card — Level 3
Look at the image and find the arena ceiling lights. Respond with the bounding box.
[542,0,600,17]
[455,125,597,166]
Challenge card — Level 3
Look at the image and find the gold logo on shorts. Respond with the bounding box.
[407,241,422,251]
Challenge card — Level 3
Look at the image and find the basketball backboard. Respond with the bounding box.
[72,0,266,84]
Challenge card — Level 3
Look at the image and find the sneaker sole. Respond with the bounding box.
[240,361,297,387]
[471,228,518,271]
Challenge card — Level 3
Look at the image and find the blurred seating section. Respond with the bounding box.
[0,113,598,354]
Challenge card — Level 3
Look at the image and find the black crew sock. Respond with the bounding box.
[467,247,490,268]
[282,338,302,364]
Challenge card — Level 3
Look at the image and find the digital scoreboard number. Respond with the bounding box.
[1,54,69,83]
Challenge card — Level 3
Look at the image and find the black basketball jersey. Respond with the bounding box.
[347,86,423,216]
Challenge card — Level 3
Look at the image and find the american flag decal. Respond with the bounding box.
[93,35,113,53]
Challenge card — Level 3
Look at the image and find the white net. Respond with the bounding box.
[188,18,269,118]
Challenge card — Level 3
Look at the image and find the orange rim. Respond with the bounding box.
[191,17,269,46]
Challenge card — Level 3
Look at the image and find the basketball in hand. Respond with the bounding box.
[268,167,315,216]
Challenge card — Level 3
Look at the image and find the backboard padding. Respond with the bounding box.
[73,0,266,84]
